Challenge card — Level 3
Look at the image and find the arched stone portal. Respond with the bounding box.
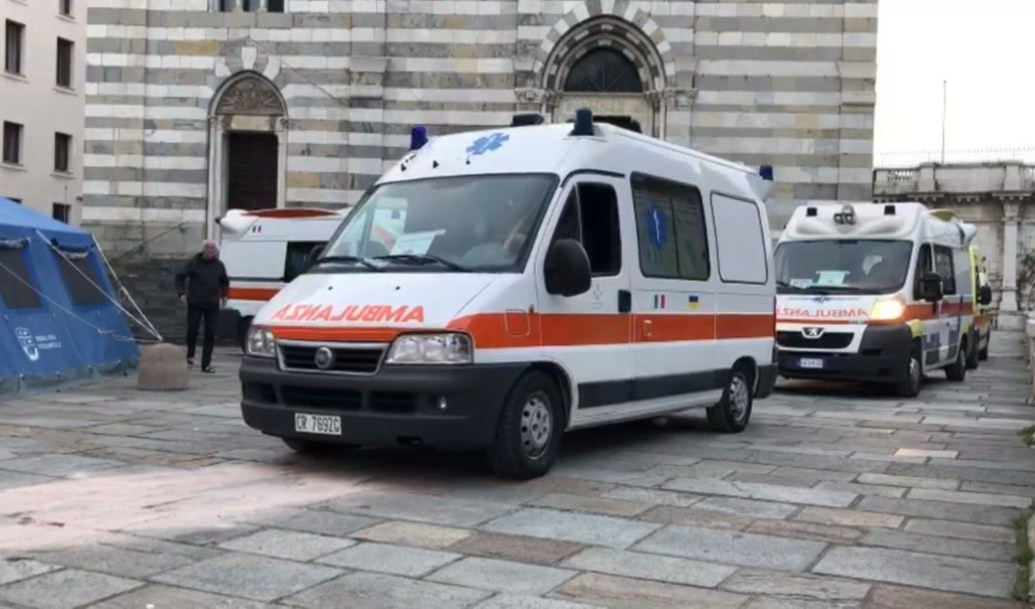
[541,16,668,137]
[206,72,287,239]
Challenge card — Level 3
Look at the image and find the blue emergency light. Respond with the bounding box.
[759,165,774,181]
[571,108,594,136]
[410,126,428,151]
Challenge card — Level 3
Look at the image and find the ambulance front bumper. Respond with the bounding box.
[239,356,522,450]
[777,324,913,383]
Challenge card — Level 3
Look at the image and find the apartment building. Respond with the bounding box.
[1,0,84,223]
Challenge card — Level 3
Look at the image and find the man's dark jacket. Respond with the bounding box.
[175,254,229,306]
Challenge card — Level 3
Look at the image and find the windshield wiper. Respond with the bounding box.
[310,255,383,271]
[374,253,471,272]
[776,280,809,291]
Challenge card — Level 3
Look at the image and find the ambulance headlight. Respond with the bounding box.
[870,298,906,322]
[246,326,276,358]
[386,333,472,364]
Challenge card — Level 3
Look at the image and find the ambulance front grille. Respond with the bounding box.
[776,331,853,350]
[278,343,386,374]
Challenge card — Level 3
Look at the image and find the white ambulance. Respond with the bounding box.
[239,110,777,479]
[774,202,987,397]
[216,208,351,348]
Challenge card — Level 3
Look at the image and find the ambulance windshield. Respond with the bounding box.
[775,239,913,295]
[321,174,556,273]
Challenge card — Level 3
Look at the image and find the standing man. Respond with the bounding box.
[175,240,229,373]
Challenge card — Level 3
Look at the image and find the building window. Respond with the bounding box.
[3,122,22,165]
[5,21,24,75]
[59,0,73,16]
[54,132,71,173]
[56,38,74,88]
[52,203,71,223]
[268,0,284,12]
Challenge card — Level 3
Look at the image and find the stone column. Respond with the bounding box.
[1000,200,1020,312]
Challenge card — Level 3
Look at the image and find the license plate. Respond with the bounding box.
[798,358,824,369]
[294,413,342,436]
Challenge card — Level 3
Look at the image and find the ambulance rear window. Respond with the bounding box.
[284,241,324,282]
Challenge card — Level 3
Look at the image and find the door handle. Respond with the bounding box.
[618,290,631,313]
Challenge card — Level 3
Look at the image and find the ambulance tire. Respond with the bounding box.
[487,371,563,480]
[237,317,253,353]
[946,341,967,382]
[282,437,359,455]
[707,366,753,433]
[895,347,923,398]
[965,331,980,370]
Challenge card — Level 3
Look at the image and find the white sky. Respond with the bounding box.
[874,0,1035,160]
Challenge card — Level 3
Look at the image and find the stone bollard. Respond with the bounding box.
[1027,318,1035,404]
[137,343,188,391]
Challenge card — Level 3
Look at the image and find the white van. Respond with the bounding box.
[239,110,777,478]
[216,208,350,348]
[774,202,989,397]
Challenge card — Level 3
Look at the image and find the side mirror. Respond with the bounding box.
[979,285,993,306]
[306,244,325,270]
[544,239,592,297]
[918,271,943,302]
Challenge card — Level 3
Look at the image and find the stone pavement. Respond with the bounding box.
[0,332,1033,609]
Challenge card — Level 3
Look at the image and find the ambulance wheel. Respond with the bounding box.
[707,366,753,433]
[487,371,563,480]
[282,437,358,454]
[965,332,980,370]
[237,317,253,353]
[946,342,967,382]
[895,348,923,398]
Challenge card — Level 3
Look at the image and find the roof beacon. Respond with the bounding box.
[410,125,428,151]
[759,165,774,181]
[512,113,545,127]
[571,108,594,137]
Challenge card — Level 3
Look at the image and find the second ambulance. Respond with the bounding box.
[239,111,777,479]
[775,202,991,397]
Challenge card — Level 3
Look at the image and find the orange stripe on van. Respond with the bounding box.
[229,287,279,301]
[270,312,774,349]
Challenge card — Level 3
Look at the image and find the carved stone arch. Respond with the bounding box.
[212,71,287,117]
[205,70,289,239]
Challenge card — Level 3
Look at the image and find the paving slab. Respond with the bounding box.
[317,542,459,576]
[902,518,1015,542]
[472,594,603,609]
[551,572,747,609]
[29,545,196,578]
[481,508,659,550]
[0,454,127,477]
[745,520,865,545]
[859,529,1014,562]
[351,521,473,548]
[907,487,1033,509]
[694,496,800,519]
[812,546,1014,598]
[529,493,652,517]
[561,547,735,588]
[795,507,904,529]
[864,583,1023,609]
[0,559,59,586]
[253,508,380,537]
[322,492,512,527]
[218,529,356,561]
[285,571,491,609]
[83,584,278,608]
[633,525,827,572]
[854,496,1021,526]
[719,570,870,600]
[0,569,142,609]
[447,532,584,565]
[151,552,341,602]
[429,557,576,596]
[664,478,858,508]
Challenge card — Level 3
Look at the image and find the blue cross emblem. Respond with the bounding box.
[647,204,667,248]
[467,132,509,156]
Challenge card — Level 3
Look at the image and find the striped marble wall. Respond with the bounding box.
[83,0,877,255]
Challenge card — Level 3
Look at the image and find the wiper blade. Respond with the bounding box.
[374,254,471,272]
[311,255,382,271]
[775,280,809,290]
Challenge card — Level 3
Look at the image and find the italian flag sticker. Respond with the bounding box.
[653,294,666,309]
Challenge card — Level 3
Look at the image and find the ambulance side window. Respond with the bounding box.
[631,173,709,281]
[550,183,621,277]
[934,246,956,295]
[913,244,932,299]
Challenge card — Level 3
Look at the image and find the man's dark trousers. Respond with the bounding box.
[186,304,218,369]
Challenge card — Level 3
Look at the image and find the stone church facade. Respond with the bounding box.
[83,0,878,258]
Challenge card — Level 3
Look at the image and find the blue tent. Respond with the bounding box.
[0,198,138,394]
